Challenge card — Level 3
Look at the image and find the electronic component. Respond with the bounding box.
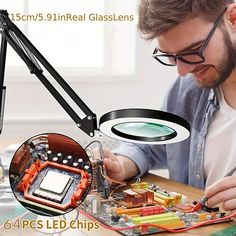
[66,155,73,165]
[115,205,165,216]
[56,153,63,163]
[78,158,83,168]
[173,203,194,213]
[140,205,165,216]
[154,191,175,207]
[132,212,185,231]
[131,181,149,189]
[111,215,121,222]
[193,200,220,212]
[62,159,68,165]
[90,159,109,198]
[122,189,154,208]
[33,170,73,203]
[9,134,92,216]
[47,150,53,160]
[73,162,79,168]
[10,144,31,174]
[52,157,58,162]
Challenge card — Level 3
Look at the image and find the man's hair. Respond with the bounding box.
[138,0,234,40]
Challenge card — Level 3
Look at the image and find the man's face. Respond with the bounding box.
[157,17,236,88]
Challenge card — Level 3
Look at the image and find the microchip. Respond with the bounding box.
[33,170,73,203]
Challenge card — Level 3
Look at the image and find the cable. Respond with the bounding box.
[109,185,125,198]
[84,140,103,151]
[85,140,125,185]
[79,209,236,233]
[97,165,126,197]
[84,140,108,163]
[85,148,94,160]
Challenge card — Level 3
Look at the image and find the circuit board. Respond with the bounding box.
[79,180,229,235]
[9,134,92,216]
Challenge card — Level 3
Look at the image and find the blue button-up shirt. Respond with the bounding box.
[113,75,220,189]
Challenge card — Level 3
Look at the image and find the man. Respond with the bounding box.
[98,0,236,214]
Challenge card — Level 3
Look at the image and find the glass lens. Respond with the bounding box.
[154,52,204,65]
[178,54,204,63]
[113,122,175,138]
[156,55,176,65]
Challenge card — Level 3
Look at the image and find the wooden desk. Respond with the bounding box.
[79,174,234,236]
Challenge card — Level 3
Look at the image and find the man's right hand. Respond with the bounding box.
[93,148,139,181]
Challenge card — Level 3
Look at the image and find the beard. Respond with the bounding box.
[196,30,236,89]
[213,31,236,87]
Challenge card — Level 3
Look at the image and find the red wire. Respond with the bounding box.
[79,209,236,233]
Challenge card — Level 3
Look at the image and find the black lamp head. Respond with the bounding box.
[99,108,190,144]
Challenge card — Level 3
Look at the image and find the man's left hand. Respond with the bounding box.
[205,176,236,214]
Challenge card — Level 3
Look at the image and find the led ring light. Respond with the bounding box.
[99,109,190,144]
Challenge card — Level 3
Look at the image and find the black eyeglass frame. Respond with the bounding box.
[152,8,227,66]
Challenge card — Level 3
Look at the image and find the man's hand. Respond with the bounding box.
[93,148,138,181]
[205,176,236,214]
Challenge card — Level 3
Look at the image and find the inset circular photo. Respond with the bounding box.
[9,133,92,216]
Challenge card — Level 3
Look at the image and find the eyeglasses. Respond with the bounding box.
[152,8,227,66]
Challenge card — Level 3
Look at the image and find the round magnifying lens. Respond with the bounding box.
[99,109,190,144]
[112,122,177,142]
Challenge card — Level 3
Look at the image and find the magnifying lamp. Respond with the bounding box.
[0,10,190,144]
[99,109,190,144]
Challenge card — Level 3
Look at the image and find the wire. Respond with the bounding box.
[84,140,104,163]
[84,140,109,163]
[109,185,125,198]
[98,165,126,197]
[79,209,236,233]
[85,148,94,160]
[84,140,103,151]
[85,140,124,198]
[85,140,126,185]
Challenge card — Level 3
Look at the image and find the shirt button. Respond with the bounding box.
[196,174,201,180]
[197,144,201,151]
